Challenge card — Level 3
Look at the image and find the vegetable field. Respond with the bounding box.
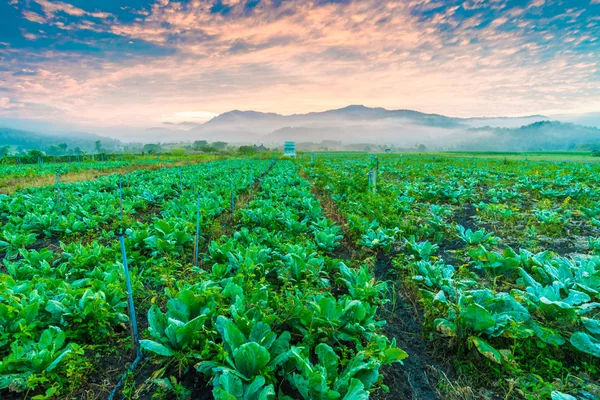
[0,154,222,194]
[0,154,599,399]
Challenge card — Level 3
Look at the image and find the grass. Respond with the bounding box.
[440,150,600,163]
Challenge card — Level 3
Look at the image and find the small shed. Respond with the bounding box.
[284,141,296,157]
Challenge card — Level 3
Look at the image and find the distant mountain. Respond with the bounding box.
[456,121,600,151]
[552,112,600,129]
[187,105,553,146]
[188,105,471,144]
[463,115,549,129]
[0,126,121,153]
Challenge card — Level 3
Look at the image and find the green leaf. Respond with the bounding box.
[217,316,246,353]
[582,317,600,336]
[462,304,495,331]
[214,371,243,399]
[469,336,502,364]
[383,347,408,365]
[342,379,369,400]
[46,348,72,371]
[551,391,578,400]
[148,305,167,339]
[315,343,339,378]
[433,290,447,305]
[570,331,600,357]
[140,339,176,356]
[529,321,565,346]
[257,384,276,400]
[233,342,270,379]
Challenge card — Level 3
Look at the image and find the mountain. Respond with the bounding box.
[0,126,121,153]
[187,105,552,146]
[187,105,471,144]
[552,112,600,129]
[456,121,600,151]
[463,115,549,129]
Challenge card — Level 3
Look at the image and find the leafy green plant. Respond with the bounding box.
[0,326,83,392]
[197,316,291,399]
[338,263,387,303]
[141,288,213,356]
[457,225,496,246]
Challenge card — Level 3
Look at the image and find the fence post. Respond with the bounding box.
[56,172,61,205]
[119,175,124,220]
[194,194,201,267]
[119,235,141,358]
[230,179,235,213]
[373,157,378,193]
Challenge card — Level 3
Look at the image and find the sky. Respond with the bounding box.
[0,0,599,132]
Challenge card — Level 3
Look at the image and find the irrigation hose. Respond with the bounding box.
[106,352,144,400]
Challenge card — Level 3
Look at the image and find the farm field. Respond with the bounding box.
[0,154,227,194]
[0,154,599,399]
[441,151,600,164]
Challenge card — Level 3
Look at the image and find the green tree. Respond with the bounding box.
[143,143,162,154]
[57,143,68,154]
[212,141,228,150]
[192,140,208,151]
[237,145,257,155]
[0,145,10,157]
[95,140,102,154]
[27,149,44,161]
[46,145,60,155]
[200,145,217,153]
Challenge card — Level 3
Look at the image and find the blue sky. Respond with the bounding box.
[0,0,599,132]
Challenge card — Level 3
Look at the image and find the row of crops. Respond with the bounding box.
[304,154,600,399]
[0,159,183,181]
[0,156,224,194]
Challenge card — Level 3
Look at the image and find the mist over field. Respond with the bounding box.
[3,105,600,152]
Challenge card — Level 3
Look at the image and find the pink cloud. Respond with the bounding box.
[2,0,598,127]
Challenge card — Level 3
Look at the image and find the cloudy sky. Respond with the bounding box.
[0,0,599,131]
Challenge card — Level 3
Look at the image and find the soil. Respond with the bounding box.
[454,203,478,231]
[372,252,445,400]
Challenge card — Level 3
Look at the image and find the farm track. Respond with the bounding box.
[302,167,454,400]
[102,161,277,400]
